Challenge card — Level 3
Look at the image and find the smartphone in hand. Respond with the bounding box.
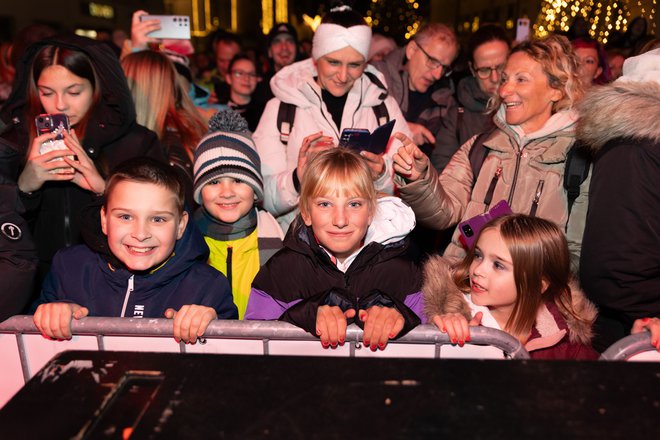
[140,15,191,40]
[458,200,513,250]
[36,113,73,171]
[339,119,395,155]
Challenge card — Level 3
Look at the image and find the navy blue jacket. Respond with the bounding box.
[33,216,238,319]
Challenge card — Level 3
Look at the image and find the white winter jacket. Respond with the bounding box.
[253,58,412,231]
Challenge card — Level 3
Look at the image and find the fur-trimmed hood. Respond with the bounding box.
[422,255,597,346]
[577,81,660,152]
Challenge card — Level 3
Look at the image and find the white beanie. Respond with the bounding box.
[312,23,372,61]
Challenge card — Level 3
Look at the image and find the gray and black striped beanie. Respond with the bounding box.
[193,110,263,204]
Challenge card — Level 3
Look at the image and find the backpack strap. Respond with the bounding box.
[468,127,497,183]
[364,71,390,125]
[563,143,591,216]
[276,102,296,145]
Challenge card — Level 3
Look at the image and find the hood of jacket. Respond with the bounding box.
[270,58,390,110]
[283,196,414,269]
[456,76,490,113]
[1,35,137,158]
[577,81,660,152]
[422,255,597,347]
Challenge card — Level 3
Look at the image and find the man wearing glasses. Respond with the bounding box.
[373,23,459,158]
[430,25,511,173]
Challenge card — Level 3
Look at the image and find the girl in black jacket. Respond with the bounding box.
[0,35,164,300]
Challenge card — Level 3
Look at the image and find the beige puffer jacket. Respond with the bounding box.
[396,108,589,269]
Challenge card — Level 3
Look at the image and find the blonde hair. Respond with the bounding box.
[299,148,377,219]
[121,51,206,159]
[453,215,587,342]
[489,35,584,114]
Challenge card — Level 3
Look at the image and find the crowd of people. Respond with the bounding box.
[0,3,658,358]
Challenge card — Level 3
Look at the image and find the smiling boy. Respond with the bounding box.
[33,158,238,342]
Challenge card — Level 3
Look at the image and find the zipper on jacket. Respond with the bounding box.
[483,166,502,211]
[120,275,134,318]
[529,180,545,217]
[507,149,523,206]
[226,246,233,291]
[309,85,340,139]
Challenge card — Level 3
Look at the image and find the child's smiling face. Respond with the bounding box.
[101,181,187,272]
[201,177,255,223]
[302,191,373,263]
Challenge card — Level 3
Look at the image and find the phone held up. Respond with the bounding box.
[458,200,513,250]
[140,15,191,40]
[36,113,73,170]
[338,119,395,155]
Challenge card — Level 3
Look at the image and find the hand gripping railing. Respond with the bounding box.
[0,315,529,359]
[599,332,657,361]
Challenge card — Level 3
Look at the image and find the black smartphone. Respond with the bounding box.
[458,200,513,250]
[339,119,395,155]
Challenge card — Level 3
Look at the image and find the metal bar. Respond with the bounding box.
[0,316,529,359]
[15,333,30,383]
[599,332,656,361]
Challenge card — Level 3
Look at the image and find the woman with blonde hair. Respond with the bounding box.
[121,50,207,205]
[392,36,588,269]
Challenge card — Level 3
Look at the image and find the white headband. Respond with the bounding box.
[312,23,372,61]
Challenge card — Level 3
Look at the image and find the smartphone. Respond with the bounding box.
[458,200,513,250]
[140,15,191,40]
[339,119,395,155]
[36,113,70,156]
[516,18,531,42]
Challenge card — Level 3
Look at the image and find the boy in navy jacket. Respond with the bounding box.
[33,158,237,342]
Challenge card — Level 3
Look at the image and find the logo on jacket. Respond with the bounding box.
[1,222,22,241]
[133,304,145,318]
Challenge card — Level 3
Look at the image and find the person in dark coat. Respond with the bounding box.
[0,35,164,302]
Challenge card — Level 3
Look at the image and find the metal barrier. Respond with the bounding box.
[599,332,660,361]
[0,315,527,408]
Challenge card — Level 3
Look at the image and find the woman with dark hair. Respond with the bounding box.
[220,54,263,131]
[253,2,411,231]
[0,35,163,299]
[572,38,612,87]
[430,24,511,173]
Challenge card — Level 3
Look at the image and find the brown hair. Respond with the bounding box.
[104,157,185,215]
[27,45,101,142]
[299,148,377,219]
[453,214,585,342]
[489,35,584,114]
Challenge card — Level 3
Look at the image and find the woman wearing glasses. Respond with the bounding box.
[253,3,411,231]
[393,36,588,270]
[222,54,263,132]
[430,25,511,173]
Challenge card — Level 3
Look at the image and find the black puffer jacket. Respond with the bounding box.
[0,35,164,270]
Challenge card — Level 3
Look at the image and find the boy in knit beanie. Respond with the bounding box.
[194,110,284,319]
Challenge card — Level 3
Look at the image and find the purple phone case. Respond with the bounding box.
[458,200,513,250]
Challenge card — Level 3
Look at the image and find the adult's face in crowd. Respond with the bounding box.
[405,37,456,93]
[471,40,509,95]
[499,51,562,134]
[269,34,297,71]
[575,46,602,87]
[226,58,259,98]
[608,53,625,80]
[315,46,367,97]
[38,65,94,127]
[215,41,240,77]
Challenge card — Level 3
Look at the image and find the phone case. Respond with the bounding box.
[141,15,191,40]
[458,200,513,250]
[339,119,395,155]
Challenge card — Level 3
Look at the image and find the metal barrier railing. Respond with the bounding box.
[599,332,658,361]
[0,315,528,358]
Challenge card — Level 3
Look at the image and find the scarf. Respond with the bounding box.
[194,206,257,241]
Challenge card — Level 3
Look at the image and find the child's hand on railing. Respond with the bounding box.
[165,305,217,344]
[631,317,660,351]
[432,311,483,347]
[316,305,355,349]
[33,302,89,340]
[359,306,404,351]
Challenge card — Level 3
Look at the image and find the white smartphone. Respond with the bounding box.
[140,15,191,40]
[516,18,531,42]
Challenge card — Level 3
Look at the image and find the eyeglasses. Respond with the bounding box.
[473,64,506,79]
[415,41,453,77]
[231,70,259,80]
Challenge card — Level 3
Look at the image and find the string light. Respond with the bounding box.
[368,0,423,40]
[534,0,656,43]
